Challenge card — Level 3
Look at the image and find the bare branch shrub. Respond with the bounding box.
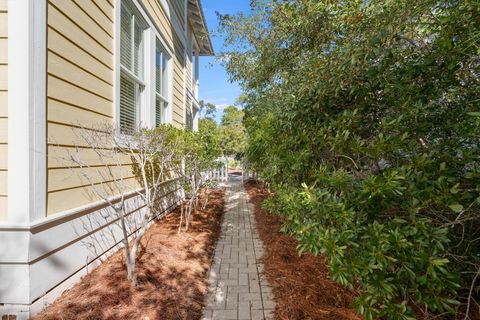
[55,123,181,285]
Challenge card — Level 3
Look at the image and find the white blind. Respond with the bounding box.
[161,52,168,96]
[155,43,161,94]
[120,76,137,133]
[120,6,132,71]
[133,20,144,78]
[155,39,170,127]
[120,1,146,133]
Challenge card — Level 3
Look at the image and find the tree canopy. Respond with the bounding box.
[220,0,480,318]
[198,102,246,159]
[220,105,246,158]
[221,105,244,126]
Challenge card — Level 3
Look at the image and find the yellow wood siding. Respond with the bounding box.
[173,34,185,127]
[142,0,173,46]
[48,146,131,168]
[0,12,6,38]
[168,0,185,33]
[93,0,114,22]
[186,24,193,93]
[0,0,7,220]
[140,0,185,128]
[48,166,135,193]
[47,178,139,215]
[45,0,191,216]
[47,0,114,216]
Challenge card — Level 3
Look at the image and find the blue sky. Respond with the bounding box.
[198,0,251,121]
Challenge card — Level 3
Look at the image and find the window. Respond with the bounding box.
[155,39,170,127]
[186,106,193,130]
[119,2,146,133]
[117,0,172,131]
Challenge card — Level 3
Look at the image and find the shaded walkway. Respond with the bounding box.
[202,176,275,320]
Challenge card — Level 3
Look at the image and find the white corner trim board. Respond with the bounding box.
[7,0,47,225]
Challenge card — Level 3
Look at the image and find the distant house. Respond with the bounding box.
[0,0,213,318]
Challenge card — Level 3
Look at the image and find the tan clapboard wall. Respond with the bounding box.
[0,0,7,220]
[46,0,188,216]
[140,0,185,128]
[173,33,185,127]
[186,23,193,93]
[168,0,185,34]
[46,0,122,216]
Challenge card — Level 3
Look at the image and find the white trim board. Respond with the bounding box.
[7,0,47,224]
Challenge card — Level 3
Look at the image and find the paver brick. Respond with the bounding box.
[212,309,238,320]
[238,302,250,319]
[202,179,275,319]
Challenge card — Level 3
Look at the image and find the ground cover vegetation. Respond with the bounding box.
[245,180,360,319]
[219,0,480,318]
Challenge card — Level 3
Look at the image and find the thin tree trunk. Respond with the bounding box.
[178,200,184,233]
[118,206,137,284]
[127,212,150,286]
[185,197,195,231]
[203,190,209,209]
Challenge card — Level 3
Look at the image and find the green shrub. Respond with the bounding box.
[220,0,480,318]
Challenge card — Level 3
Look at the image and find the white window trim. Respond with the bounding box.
[115,0,174,131]
[153,39,172,127]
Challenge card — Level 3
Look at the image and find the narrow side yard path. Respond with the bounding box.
[203,177,275,320]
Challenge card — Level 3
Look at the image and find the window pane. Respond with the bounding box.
[120,6,132,70]
[133,20,144,79]
[161,52,168,97]
[186,107,193,130]
[155,43,161,94]
[120,76,137,133]
[155,98,163,127]
[156,40,169,98]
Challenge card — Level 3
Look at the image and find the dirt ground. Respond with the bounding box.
[244,180,361,320]
[34,188,225,320]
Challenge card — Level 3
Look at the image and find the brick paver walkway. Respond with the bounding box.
[202,177,275,320]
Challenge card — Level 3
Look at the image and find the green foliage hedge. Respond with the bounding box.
[220,0,480,318]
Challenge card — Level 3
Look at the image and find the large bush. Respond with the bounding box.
[220,0,480,318]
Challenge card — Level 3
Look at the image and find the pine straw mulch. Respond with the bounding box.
[244,180,361,320]
[34,188,225,320]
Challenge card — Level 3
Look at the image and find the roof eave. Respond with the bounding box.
[188,0,214,56]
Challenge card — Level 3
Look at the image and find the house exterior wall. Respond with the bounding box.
[185,21,194,129]
[168,0,185,32]
[0,0,208,318]
[46,0,119,216]
[186,23,193,94]
[140,0,185,128]
[173,33,186,126]
[0,0,7,221]
[46,0,190,216]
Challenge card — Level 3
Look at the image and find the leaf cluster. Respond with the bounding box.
[220,0,480,318]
